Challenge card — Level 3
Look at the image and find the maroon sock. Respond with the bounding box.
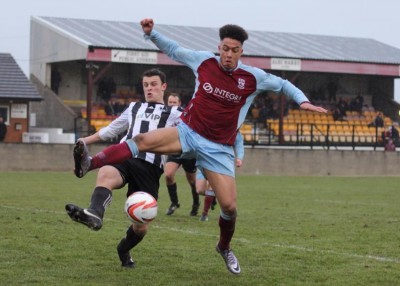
[202,195,214,216]
[90,142,133,170]
[218,215,236,250]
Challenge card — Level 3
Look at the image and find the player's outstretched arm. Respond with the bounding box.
[300,102,328,114]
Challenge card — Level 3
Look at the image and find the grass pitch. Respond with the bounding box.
[1,172,399,285]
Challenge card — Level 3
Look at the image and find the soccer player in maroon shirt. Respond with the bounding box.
[73,18,327,274]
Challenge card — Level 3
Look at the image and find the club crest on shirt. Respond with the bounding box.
[238,78,245,89]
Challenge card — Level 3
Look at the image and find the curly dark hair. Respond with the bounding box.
[219,24,249,44]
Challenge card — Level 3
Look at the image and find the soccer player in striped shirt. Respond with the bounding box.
[66,68,182,268]
[73,19,327,274]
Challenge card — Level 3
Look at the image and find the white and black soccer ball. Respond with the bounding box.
[124,192,158,224]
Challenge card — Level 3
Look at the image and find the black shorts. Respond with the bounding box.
[166,155,197,173]
[113,158,163,200]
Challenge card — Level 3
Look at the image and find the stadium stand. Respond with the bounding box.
[240,102,395,146]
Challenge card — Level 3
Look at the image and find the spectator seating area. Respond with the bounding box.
[80,89,142,132]
[240,106,395,145]
[80,106,117,131]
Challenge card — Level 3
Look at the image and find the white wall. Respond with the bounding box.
[395,78,400,103]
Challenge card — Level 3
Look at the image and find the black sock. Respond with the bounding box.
[190,182,200,205]
[120,227,145,252]
[89,187,112,218]
[167,183,179,204]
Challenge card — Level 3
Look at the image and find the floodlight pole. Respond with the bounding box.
[86,63,94,134]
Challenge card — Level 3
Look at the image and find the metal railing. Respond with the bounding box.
[241,120,392,150]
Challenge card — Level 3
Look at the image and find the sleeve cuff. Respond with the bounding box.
[143,30,156,40]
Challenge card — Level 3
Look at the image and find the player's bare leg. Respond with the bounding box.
[82,127,182,173]
[205,170,241,275]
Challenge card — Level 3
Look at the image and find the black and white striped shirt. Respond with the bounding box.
[99,102,182,169]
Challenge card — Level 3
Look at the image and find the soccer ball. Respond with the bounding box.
[124,192,158,224]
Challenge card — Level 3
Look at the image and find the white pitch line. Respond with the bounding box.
[151,225,400,264]
[314,199,388,206]
[2,204,399,264]
[259,242,400,264]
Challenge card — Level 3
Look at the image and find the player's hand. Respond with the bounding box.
[236,158,242,167]
[300,102,328,114]
[140,18,154,35]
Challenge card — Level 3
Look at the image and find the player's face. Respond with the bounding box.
[143,76,166,103]
[218,38,243,70]
[167,96,181,106]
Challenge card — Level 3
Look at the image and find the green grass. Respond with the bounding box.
[1,172,399,285]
